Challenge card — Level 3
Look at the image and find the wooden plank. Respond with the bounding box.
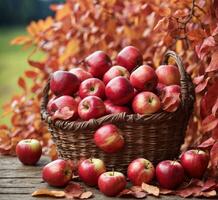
[0,156,49,169]
[0,169,41,178]
[0,178,44,187]
[0,194,60,200]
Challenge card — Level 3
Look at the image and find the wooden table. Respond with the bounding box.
[0,156,205,200]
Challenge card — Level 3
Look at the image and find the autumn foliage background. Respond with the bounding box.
[0,0,217,178]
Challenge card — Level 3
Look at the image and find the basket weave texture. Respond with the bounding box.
[41,50,195,173]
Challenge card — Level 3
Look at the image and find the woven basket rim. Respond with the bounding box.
[40,50,195,131]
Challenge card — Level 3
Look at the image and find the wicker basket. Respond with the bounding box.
[41,50,195,173]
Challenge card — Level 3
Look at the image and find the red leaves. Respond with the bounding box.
[118,187,147,199]
[65,183,84,198]
[28,60,45,70]
[18,77,27,91]
[141,183,160,196]
[210,142,218,171]
[196,36,216,60]
[207,51,218,72]
[198,137,215,149]
[202,115,218,133]
[32,183,93,199]
[64,183,93,199]
[25,70,38,79]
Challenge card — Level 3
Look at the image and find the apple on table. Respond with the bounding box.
[78,158,106,186]
[42,159,73,187]
[16,139,42,165]
[98,171,126,197]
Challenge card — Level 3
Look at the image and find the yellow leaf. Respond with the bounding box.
[32,188,65,198]
[59,38,80,64]
[56,4,72,20]
[176,40,183,53]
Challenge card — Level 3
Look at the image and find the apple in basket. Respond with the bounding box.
[42,159,73,187]
[47,95,78,120]
[94,124,124,153]
[156,160,184,189]
[98,171,127,197]
[116,46,143,72]
[50,70,80,96]
[180,149,209,179]
[79,78,105,99]
[156,65,180,86]
[104,100,131,114]
[103,65,130,85]
[69,68,92,82]
[105,77,134,106]
[130,65,158,91]
[78,158,106,186]
[132,91,161,114]
[85,50,112,78]
[16,139,42,165]
[78,96,106,121]
[127,158,155,186]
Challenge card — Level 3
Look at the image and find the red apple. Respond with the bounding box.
[50,70,80,96]
[116,46,143,72]
[103,65,130,85]
[155,83,166,96]
[180,149,209,179]
[130,65,158,91]
[98,171,126,197]
[156,160,184,189]
[47,95,78,120]
[105,77,134,105]
[78,158,106,186]
[42,159,73,187]
[132,92,161,114]
[160,85,181,113]
[78,96,106,121]
[85,51,112,78]
[69,68,92,82]
[127,158,155,186]
[16,139,42,165]
[104,100,131,114]
[79,78,105,99]
[74,95,82,104]
[47,96,56,114]
[94,124,124,153]
[156,65,180,86]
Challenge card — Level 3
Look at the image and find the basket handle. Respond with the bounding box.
[41,77,51,123]
[162,50,195,108]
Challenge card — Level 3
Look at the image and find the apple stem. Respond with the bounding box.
[90,157,93,163]
[112,168,114,176]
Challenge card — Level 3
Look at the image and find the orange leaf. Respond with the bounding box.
[32,188,65,197]
[25,70,38,79]
[141,183,160,197]
[18,77,27,91]
[10,35,32,45]
[153,17,169,31]
[28,60,45,70]
[80,191,93,199]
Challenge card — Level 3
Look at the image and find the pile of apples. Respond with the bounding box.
[16,139,209,197]
[47,46,182,123]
